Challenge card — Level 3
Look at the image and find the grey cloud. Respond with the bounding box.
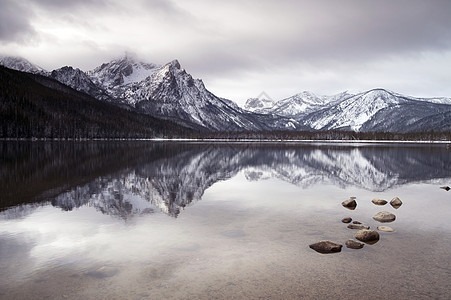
[187,0,451,74]
[26,0,110,11]
[0,0,36,43]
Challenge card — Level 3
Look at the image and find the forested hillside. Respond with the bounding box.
[0,66,194,139]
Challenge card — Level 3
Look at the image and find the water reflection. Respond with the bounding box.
[1,141,450,219]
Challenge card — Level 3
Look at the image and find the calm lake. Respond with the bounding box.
[1,141,450,299]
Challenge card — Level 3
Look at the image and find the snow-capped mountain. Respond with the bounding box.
[115,59,262,130]
[87,55,160,106]
[244,88,451,132]
[87,56,299,130]
[301,89,451,132]
[0,56,47,75]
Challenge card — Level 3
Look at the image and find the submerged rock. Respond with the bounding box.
[377,226,395,232]
[342,217,352,223]
[390,197,403,209]
[345,239,365,249]
[347,224,370,230]
[342,199,357,210]
[355,229,380,244]
[372,198,388,206]
[352,221,362,224]
[309,241,343,254]
[373,211,396,223]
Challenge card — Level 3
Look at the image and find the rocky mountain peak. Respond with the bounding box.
[168,59,181,69]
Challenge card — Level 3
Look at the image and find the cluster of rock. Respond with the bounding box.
[309,196,402,254]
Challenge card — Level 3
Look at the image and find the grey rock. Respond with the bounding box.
[309,241,343,254]
[377,226,395,232]
[341,217,352,223]
[373,211,396,223]
[372,198,388,205]
[342,199,357,210]
[355,229,380,244]
[347,224,370,230]
[345,239,365,249]
[390,197,403,209]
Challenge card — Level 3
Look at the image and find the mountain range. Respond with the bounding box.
[1,54,451,134]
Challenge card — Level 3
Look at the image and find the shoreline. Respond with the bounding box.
[1,137,450,144]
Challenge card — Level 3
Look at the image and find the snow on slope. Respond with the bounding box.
[306,89,406,131]
[0,56,48,75]
[244,97,275,112]
[246,91,353,117]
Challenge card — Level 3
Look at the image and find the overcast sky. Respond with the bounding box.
[1,0,451,105]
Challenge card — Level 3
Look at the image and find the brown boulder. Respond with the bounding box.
[345,239,365,249]
[309,241,343,254]
[373,211,396,223]
[355,229,380,244]
[342,199,357,210]
[347,224,370,230]
[372,198,388,205]
[390,197,403,209]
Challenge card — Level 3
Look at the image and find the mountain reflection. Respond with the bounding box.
[1,141,450,219]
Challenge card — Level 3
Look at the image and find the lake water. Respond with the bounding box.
[1,141,450,299]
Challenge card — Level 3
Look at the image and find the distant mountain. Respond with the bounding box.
[0,66,192,139]
[0,56,47,75]
[244,97,275,112]
[301,89,451,132]
[250,91,353,118]
[246,88,451,132]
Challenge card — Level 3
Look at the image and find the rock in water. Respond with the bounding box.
[347,224,370,230]
[390,197,403,209]
[372,198,388,205]
[373,211,396,223]
[341,217,352,223]
[440,186,450,191]
[342,199,357,210]
[345,239,365,249]
[355,229,380,244]
[377,226,395,232]
[309,241,343,254]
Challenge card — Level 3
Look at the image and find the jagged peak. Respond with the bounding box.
[165,59,181,69]
[53,65,83,73]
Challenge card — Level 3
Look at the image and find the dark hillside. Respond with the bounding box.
[0,66,193,139]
